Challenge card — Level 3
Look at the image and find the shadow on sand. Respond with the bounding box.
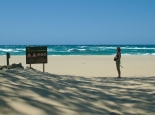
[0,68,155,115]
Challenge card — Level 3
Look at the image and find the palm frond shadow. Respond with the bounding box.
[0,68,155,115]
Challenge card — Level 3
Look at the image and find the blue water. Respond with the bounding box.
[0,45,155,56]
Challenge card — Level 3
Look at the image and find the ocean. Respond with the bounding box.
[0,45,155,56]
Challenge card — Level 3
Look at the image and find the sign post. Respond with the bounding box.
[26,46,48,72]
[43,63,45,73]
[6,52,10,66]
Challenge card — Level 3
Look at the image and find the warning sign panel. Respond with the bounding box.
[26,46,47,64]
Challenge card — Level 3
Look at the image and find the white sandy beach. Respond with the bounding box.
[0,56,155,115]
[0,55,155,77]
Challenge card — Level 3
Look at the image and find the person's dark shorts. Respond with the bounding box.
[116,61,121,70]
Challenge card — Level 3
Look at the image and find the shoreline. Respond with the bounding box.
[0,54,155,56]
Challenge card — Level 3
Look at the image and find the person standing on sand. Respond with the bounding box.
[115,47,121,78]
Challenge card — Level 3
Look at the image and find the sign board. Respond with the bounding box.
[26,46,47,64]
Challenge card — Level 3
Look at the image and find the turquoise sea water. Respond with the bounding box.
[0,45,155,56]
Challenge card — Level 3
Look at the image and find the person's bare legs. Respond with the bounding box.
[116,61,121,78]
[117,69,121,78]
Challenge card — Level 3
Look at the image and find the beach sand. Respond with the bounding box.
[0,55,155,77]
[0,56,155,115]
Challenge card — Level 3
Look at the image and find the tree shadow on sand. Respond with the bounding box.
[0,68,155,115]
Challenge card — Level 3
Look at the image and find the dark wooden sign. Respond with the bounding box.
[26,46,47,64]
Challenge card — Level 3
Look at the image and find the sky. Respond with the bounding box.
[0,0,155,45]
